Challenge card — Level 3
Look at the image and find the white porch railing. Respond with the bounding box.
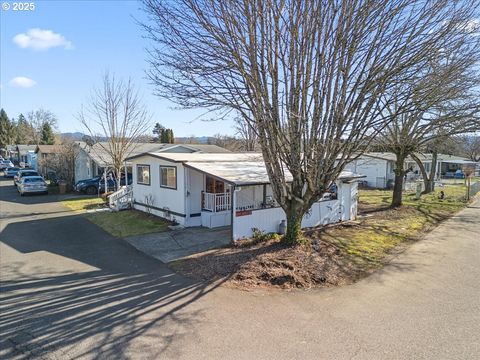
[109,185,133,211]
[203,192,231,212]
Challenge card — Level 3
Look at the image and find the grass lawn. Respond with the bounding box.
[85,210,171,238]
[62,197,105,211]
[314,184,470,270]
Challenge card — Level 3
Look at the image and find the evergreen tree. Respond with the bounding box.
[0,109,14,148]
[161,129,168,143]
[152,122,174,143]
[40,122,55,145]
[15,114,32,144]
[166,128,174,143]
[152,122,165,142]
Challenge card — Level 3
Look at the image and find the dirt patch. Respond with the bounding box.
[171,237,364,290]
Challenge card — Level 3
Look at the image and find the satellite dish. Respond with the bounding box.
[82,135,95,147]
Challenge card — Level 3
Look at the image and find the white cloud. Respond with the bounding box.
[13,28,73,51]
[9,77,37,88]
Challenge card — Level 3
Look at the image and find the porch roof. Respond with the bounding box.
[440,159,477,165]
[133,152,365,186]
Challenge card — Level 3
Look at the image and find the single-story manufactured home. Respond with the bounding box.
[345,152,477,189]
[125,152,364,241]
[74,142,230,183]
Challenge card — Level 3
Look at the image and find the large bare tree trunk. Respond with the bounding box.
[426,151,438,193]
[284,201,304,245]
[391,153,407,207]
[412,151,439,194]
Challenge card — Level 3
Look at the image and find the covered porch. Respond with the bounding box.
[183,156,363,239]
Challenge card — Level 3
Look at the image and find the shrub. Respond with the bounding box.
[251,228,281,244]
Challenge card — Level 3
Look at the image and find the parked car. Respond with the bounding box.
[4,167,21,178]
[0,160,14,170]
[17,176,48,196]
[14,170,40,186]
[74,174,132,195]
[454,169,465,179]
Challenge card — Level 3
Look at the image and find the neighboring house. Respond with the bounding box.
[405,154,477,179]
[15,145,37,167]
[125,152,364,241]
[344,152,397,189]
[35,145,66,177]
[345,152,477,189]
[74,142,230,183]
[0,145,17,160]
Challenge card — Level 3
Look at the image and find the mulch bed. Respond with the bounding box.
[171,237,364,290]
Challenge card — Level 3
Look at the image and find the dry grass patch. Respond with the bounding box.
[62,197,105,211]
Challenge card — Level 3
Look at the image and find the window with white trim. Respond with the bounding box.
[136,165,150,185]
[160,166,176,189]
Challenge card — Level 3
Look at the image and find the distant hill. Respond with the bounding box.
[60,132,108,142]
[60,132,86,140]
[60,133,216,144]
[175,136,210,144]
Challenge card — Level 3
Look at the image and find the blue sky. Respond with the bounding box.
[0,0,234,136]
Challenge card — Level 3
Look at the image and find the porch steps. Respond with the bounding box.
[109,185,133,211]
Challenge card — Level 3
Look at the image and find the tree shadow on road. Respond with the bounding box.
[0,214,225,359]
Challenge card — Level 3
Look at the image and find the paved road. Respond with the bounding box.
[1,177,479,359]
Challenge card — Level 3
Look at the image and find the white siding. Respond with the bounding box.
[74,148,92,183]
[346,158,389,188]
[131,156,186,225]
[201,211,231,228]
[232,182,357,240]
[233,207,284,239]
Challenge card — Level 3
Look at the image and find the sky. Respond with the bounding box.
[0,0,235,137]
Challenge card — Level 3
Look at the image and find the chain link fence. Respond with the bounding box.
[468,181,480,199]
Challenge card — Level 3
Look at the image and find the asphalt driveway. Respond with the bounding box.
[1,175,479,359]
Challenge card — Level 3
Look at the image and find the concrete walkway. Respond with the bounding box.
[124,226,231,262]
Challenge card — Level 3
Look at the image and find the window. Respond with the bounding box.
[206,175,224,193]
[160,166,176,189]
[136,165,150,185]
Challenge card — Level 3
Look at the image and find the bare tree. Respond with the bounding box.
[27,109,58,145]
[208,133,242,152]
[78,73,152,190]
[142,0,480,244]
[234,117,257,151]
[376,27,480,205]
[457,135,480,162]
[38,138,78,185]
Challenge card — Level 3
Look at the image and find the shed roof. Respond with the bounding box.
[362,152,474,163]
[128,152,364,186]
[16,145,37,155]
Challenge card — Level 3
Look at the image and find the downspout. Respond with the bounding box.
[230,185,238,244]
